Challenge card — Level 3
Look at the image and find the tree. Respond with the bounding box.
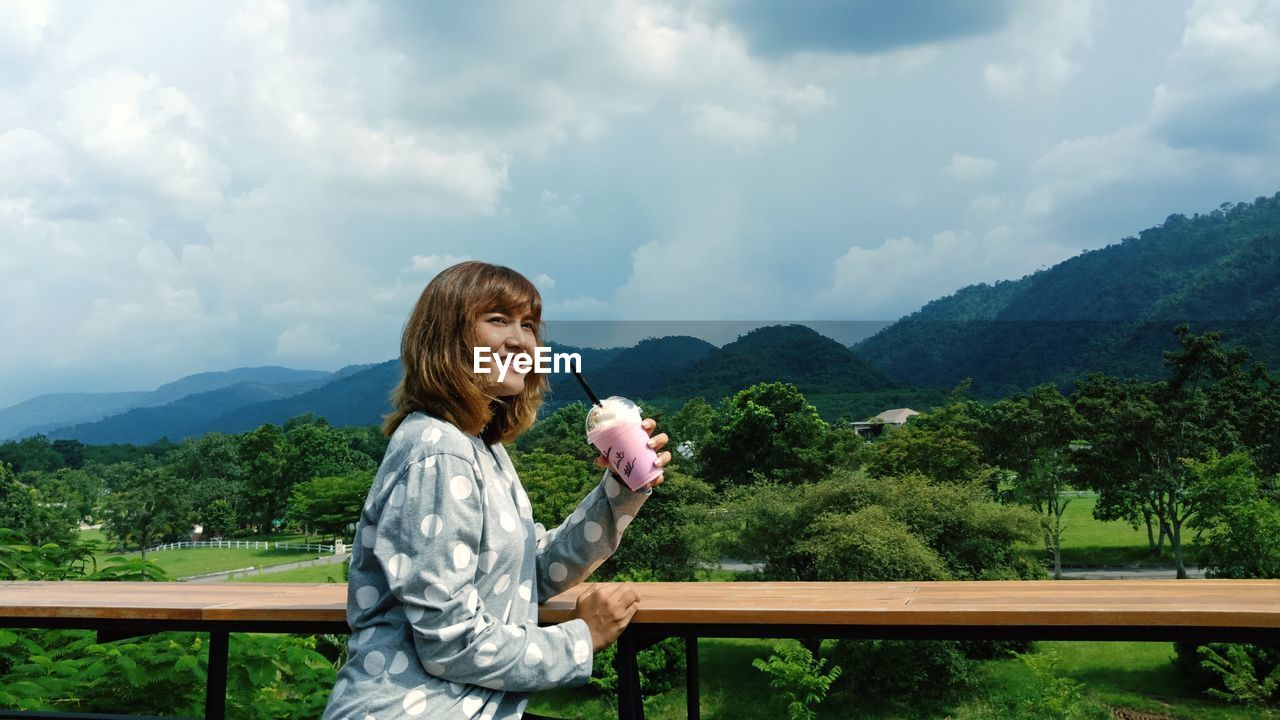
[1072,328,1270,578]
[203,499,237,539]
[0,435,66,473]
[286,471,373,541]
[238,425,288,535]
[515,403,598,463]
[1173,450,1280,706]
[596,467,717,582]
[511,449,597,528]
[0,464,79,550]
[698,382,831,488]
[721,470,1040,583]
[1185,451,1280,580]
[282,422,376,492]
[665,397,717,471]
[167,433,245,533]
[866,398,988,486]
[984,385,1081,578]
[101,466,194,558]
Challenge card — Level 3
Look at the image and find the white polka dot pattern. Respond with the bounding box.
[450,475,472,500]
[403,687,428,715]
[438,620,470,642]
[362,650,385,675]
[420,514,443,537]
[523,643,544,666]
[475,642,497,667]
[548,562,568,582]
[452,543,472,569]
[387,553,411,579]
[355,586,378,610]
[337,414,654,716]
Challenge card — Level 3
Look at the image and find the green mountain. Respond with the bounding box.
[2,366,332,440]
[855,193,1280,394]
[47,380,329,444]
[655,324,895,402]
[543,335,717,409]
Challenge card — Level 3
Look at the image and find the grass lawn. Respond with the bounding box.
[106,546,329,578]
[226,562,348,583]
[528,639,1270,719]
[78,528,345,578]
[1016,494,1200,567]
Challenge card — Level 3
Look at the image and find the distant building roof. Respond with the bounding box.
[873,408,919,425]
[851,408,920,436]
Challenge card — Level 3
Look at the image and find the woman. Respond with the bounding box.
[321,261,670,720]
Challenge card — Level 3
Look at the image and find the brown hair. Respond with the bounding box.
[383,261,547,444]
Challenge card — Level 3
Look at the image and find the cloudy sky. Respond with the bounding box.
[3,0,1279,406]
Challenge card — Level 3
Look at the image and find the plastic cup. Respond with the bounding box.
[585,396,662,491]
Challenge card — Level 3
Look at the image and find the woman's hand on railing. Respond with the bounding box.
[572,582,640,653]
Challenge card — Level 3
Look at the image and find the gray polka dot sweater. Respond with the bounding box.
[321,412,651,720]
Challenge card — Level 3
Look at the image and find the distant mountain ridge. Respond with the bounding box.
[1,366,332,440]
[855,193,1280,394]
[40,327,898,443]
[30,192,1280,444]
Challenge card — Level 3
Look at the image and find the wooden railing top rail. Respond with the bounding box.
[2,579,1278,630]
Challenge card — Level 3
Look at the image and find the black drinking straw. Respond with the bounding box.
[573,370,603,407]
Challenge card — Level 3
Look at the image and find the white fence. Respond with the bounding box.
[145,540,338,554]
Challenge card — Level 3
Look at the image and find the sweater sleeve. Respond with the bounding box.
[370,451,594,692]
[534,469,652,600]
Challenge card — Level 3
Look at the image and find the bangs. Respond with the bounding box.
[474,270,543,323]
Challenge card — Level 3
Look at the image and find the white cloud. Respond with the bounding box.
[0,0,51,53]
[533,273,557,290]
[814,227,1072,319]
[275,324,339,358]
[984,0,1097,98]
[690,103,793,146]
[540,190,579,220]
[1148,0,1280,151]
[942,154,998,181]
[408,254,473,276]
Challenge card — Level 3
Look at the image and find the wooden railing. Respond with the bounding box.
[2,580,1278,720]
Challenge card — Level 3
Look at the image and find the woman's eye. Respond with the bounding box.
[489,317,506,325]
[522,323,534,330]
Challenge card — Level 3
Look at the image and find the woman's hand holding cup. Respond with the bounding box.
[594,417,669,489]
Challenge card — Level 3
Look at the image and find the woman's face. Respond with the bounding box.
[472,306,537,397]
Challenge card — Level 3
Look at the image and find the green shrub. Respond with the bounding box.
[828,638,976,703]
[589,637,686,697]
[751,640,841,720]
[1006,650,1110,720]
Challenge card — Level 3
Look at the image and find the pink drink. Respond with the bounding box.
[585,396,661,491]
